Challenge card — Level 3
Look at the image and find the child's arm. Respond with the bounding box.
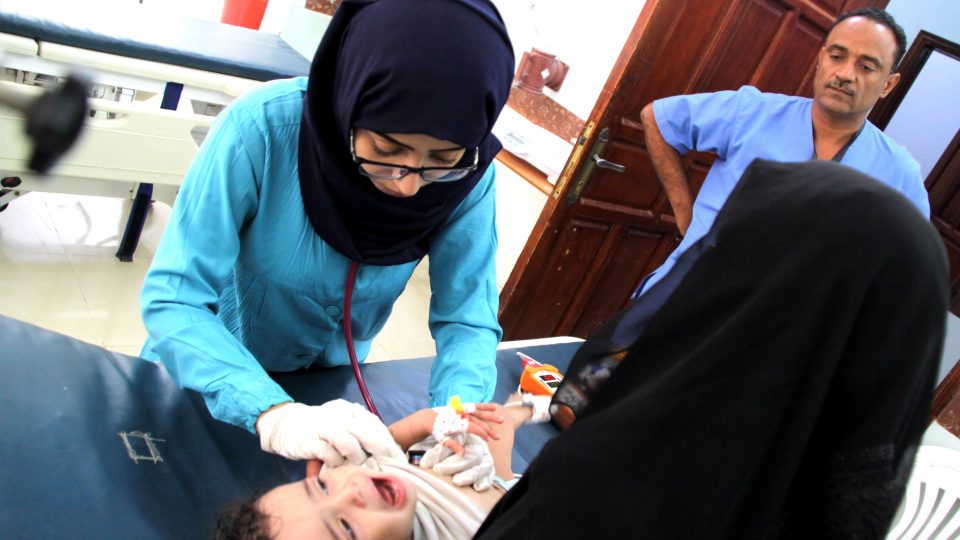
[487,401,532,480]
[387,404,504,451]
[387,409,436,451]
[391,397,534,485]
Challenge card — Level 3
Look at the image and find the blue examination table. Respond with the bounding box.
[0,315,578,539]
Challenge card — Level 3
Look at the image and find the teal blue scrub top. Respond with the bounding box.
[639,85,929,295]
[141,78,502,433]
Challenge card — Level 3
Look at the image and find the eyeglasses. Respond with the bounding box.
[350,131,478,183]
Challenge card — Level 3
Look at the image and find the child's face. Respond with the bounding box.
[259,460,417,540]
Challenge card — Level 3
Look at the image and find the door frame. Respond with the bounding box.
[868,31,960,130]
[867,30,960,433]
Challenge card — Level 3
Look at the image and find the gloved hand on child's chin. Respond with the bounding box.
[257,399,404,464]
[419,433,495,491]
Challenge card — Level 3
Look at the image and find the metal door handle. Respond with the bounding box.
[592,154,625,173]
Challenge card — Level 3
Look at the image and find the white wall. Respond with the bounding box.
[884,51,960,178]
[492,0,646,121]
[886,0,960,48]
[879,0,960,181]
[94,0,648,119]
[139,0,225,22]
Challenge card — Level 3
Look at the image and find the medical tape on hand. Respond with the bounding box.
[432,396,475,441]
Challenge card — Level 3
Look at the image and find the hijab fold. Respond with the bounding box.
[298,0,514,265]
[360,456,485,540]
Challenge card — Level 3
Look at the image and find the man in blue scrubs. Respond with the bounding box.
[637,7,926,295]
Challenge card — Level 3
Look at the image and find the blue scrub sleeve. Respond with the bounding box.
[425,165,502,407]
[141,101,293,433]
[653,86,755,160]
[898,158,930,218]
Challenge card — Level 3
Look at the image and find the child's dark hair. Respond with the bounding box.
[213,493,271,540]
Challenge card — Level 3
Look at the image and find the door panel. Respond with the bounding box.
[813,0,848,14]
[569,228,665,336]
[500,0,887,340]
[696,1,789,93]
[505,220,609,338]
[928,131,960,313]
[755,17,828,96]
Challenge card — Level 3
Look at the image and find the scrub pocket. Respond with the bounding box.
[235,270,339,370]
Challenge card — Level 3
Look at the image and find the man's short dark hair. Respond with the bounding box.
[830,7,908,71]
[214,494,271,540]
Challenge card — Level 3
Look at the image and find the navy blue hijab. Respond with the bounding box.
[298,0,514,265]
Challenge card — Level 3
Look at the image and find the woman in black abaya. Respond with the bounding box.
[477,159,948,539]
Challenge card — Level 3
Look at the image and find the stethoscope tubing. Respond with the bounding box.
[344,260,382,418]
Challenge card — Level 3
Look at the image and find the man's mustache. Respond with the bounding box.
[825,81,854,96]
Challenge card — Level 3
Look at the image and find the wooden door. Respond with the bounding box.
[499,0,888,340]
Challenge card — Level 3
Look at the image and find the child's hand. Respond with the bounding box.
[390,402,504,454]
[430,401,504,445]
[464,402,506,441]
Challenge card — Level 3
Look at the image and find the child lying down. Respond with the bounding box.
[215,393,550,540]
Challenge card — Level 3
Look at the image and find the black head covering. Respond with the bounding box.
[298,0,515,265]
[476,160,948,539]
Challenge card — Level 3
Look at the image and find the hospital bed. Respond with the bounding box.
[0,2,316,260]
[0,314,579,539]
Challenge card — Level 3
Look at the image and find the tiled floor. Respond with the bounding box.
[0,161,547,361]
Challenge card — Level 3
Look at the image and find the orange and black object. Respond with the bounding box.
[517,352,563,396]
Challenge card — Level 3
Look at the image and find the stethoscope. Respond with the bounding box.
[344,260,382,418]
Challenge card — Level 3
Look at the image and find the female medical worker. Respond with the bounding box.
[139,0,515,463]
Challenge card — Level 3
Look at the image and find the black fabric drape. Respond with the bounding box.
[476,159,948,539]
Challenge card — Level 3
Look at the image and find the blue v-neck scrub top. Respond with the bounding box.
[141,78,502,433]
[638,85,929,296]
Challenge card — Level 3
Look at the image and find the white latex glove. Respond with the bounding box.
[257,400,404,464]
[419,433,495,491]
